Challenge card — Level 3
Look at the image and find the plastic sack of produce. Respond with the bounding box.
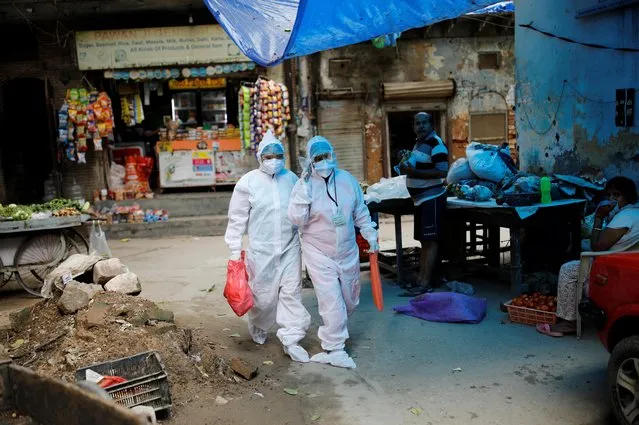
[447,158,476,184]
[466,142,517,183]
[224,251,254,317]
[89,221,112,258]
[394,292,487,324]
[459,185,493,202]
[364,176,411,204]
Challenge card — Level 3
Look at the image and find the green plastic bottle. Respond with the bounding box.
[540,176,552,204]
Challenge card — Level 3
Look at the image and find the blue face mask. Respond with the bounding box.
[314,159,336,178]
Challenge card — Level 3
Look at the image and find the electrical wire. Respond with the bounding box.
[520,22,639,53]
[463,15,515,29]
[514,76,617,136]
[515,79,566,136]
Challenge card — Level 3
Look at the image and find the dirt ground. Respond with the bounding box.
[0,221,616,425]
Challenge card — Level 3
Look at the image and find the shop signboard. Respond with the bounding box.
[158,150,216,188]
[76,25,249,70]
[168,78,227,90]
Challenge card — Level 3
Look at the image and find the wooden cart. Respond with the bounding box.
[0,216,89,297]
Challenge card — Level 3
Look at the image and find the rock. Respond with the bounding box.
[148,307,174,323]
[84,301,110,328]
[104,273,142,296]
[93,258,126,286]
[129,312,150,327]
[42,254,102,298]
[57,281,101,314]
[214,396,229,406]
[148,322,178,336]
[230,357,258,380]
[9,307,32,332]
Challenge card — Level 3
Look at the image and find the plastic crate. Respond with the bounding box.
[505,301,557,325]
[75,351,172,412]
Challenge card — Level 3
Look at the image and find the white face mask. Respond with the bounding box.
[314,159,336,178]
[262,158,284,175]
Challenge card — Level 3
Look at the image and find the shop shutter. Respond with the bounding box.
[317,100,365,181]
[382,80,455,101]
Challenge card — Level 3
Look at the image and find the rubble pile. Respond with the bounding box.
[3,254,244,405]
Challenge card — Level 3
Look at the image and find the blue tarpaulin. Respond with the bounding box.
[468,1,514,15]
[204,0,508,67]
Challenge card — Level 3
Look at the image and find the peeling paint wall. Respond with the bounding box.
[515,1,639,181]
[318,25,515,181]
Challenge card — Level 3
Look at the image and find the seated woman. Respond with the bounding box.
[537,176,639,337]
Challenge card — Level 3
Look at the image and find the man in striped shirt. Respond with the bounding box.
[398,112,449,295]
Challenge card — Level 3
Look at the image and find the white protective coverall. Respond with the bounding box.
[224,132,311,361]
[288,137,378,368]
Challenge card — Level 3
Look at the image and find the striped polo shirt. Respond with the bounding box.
[406,131,449,205]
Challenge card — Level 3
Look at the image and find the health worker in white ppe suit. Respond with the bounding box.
[224,130,312,363]
[288,136,379,369]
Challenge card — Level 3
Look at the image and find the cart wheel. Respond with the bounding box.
[0,256,10,289]
[14,233,66,297]
[63,228,89,255]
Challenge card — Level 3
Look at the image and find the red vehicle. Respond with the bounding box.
[580,252,639,425]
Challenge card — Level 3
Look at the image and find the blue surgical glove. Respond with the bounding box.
[367,240,379,254]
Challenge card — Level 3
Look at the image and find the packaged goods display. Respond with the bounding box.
[239,77,291,150]
[57,89,114,163]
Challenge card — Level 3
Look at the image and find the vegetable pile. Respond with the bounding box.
[0,199,90,221]
[510,292,557,312]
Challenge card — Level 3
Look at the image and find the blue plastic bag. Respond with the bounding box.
[394,292,487,324]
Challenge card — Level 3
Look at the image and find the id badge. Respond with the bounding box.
[331,210,347,227]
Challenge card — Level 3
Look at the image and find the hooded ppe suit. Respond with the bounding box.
[225,131,311,357]
[288,137,378,367]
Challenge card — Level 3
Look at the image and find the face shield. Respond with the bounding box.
[307,137,337,178]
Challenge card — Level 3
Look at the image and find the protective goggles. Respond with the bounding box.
[312,152,333,163]
[261,153,284,160]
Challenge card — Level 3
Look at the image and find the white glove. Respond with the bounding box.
[298,156,312,182]
[367,240,379,254]
[230,251,241,261]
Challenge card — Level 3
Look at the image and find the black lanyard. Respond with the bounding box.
[323,174,338,207]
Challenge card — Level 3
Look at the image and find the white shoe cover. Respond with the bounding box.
[284,344,310,363]
[250,326,267,345]
[310,352,331,364]
[311,350,356,369]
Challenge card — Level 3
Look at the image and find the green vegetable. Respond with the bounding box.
[0,198,85,221]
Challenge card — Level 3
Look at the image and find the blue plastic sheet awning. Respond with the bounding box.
[468,1,514,15]
[204,0,509,67]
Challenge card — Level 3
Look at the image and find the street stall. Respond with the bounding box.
[367,196,586,295]
[0,200,91,297]
[364,142,601,295]
[73,25,270,194]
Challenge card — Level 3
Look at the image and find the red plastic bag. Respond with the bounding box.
[369,253,384,312]
[224,251,254,316]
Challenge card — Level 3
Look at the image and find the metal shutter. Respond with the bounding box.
[317,100,365,181]
[382,80,455,100]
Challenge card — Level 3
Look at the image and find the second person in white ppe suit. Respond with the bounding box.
[224,130,312,363]
[288,136,379,369]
